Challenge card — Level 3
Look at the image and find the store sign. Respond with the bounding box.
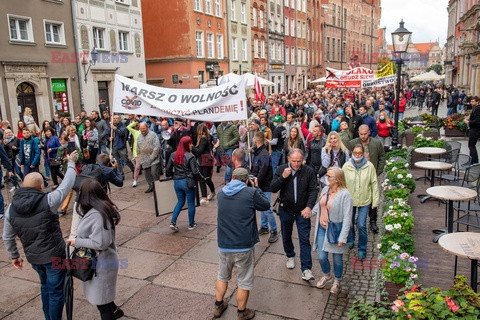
[51,79,69,113]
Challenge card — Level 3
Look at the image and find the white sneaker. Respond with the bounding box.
[316,274,333,288]
[132,180,137,187]
[207,192,216,200]
[330,280,341,294]
[286,257,295,269]
[200,198,209,206]
[302,269,315,281]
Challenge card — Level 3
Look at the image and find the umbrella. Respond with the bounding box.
[64,245,74,320]
[218,72,275,87]
[310,77,327,83]
[410,70,445,82]
[217,72,241,85]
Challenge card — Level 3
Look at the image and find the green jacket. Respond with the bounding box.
[342,160,380,208]
[217,122,239,150]
[57,143,83,172]
[339,131,352,148]
[347,137,386,175]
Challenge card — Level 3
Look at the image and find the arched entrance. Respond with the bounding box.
[16,82,38,124]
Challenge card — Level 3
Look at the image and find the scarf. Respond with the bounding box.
[351,156,367,170]
[4,136,14,144]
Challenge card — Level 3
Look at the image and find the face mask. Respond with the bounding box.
[352,155,364,162]
[324,178,330,186]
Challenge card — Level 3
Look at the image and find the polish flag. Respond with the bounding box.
[254,71,265,103]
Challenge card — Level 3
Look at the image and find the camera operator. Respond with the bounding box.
[251,132,277,243]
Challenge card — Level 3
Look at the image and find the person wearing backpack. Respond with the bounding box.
[69,153,124,239]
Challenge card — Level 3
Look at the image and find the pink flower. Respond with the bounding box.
[445,296,459,312]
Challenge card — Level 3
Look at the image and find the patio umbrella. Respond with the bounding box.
[64,245,74,320]
[310,77,327,83]
[410,70,445,82]
[218,72,275,87]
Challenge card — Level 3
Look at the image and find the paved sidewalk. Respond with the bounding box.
[0,167,386,320]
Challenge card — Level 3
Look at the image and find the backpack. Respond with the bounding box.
[72,164,106,192]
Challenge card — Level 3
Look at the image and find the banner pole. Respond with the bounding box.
[109,104,114,159]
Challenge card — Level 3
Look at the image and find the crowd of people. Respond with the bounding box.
[2,82,478,320]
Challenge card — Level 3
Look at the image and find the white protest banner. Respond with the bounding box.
[113,75,248,121]
[362,75,397,88]
[326,67,375,89]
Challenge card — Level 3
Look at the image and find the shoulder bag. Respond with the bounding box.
[325,191,343,244]
[67,245,97,281]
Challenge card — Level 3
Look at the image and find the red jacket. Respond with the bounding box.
[393,98,407,113]
[377,120,394,138]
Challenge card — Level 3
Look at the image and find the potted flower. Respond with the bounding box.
[383,210,414,234]
[442,113,469,137]
[386,169,416,193]
[385,188,411,201]
[379,233,415,255]
[381,252,419,301]
[385,159,410,172]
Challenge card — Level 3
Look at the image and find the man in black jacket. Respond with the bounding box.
[251,132,277,243]
[214,168,270,320]
[431,88,442,116]
[3,151,78,320]
[270,148,318,281]
[465,97,480,164]
[305,125,326,173]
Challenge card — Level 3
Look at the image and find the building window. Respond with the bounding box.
[118,31,129,51]
[332,39,336,61]
[254,38,259,58]
[302,0,306,12]
[194,0,202,12]
[216,34,224,59]
[284,18,289,36]
[231,0,236,21]
[337,39,341,61]
[215,0,222,16]
[232,37,238,60]
[276,43,281,61]
[297,48,301,65]
[285,0,288,7]
[44,21,64,45]
[302,22,306,38]
[344,8,347,29]
[207,33,214,58]
[326,37,330,61]
[242,38,247,61]
[303,48,306,65]
[8,15,33,42]
[259,10,264,29]
[253,7,257,27]
[260,40,265,58]
[291,47,295,64]
[116,0,130,4]
[93,27,106,49]
[297,20,301,37]
[269,41,275,60]
[196,31,204,57]
[241,3,246,23]
[332,4,336,25]
[205,0,212,14]
[285,46,290,64]
[290,18,295,36]
[290,0,294,8]
[296,0,301,10]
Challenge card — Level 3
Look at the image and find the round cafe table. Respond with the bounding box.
[438,232,480,291]
[415,161,453,203]
[414,147,447,183]
[426,186,477,243]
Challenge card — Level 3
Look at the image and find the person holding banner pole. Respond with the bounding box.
[136,122,160,193]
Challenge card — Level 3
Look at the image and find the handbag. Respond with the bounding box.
[272,197,281,214]
[324,191,343,244]
[67,245,97,281]
[48,158,63,167]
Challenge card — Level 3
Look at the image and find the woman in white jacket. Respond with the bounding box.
[312,167,353,294]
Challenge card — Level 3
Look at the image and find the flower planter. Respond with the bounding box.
[444,127,466,137]
[384,281,404,302]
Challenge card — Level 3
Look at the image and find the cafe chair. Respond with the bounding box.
[438,149,461,184]
[447,163,480,189]
[454,178,480,232]
[444,140,462,152]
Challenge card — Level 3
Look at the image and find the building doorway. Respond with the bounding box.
[97,81,110,107]
[17,82,38,124]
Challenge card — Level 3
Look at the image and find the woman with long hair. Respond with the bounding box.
[41,121,54,179]
[259,116,272,153]
[313,168,353,295]
[284,126,305,155]
[342,144,379,260]
[43,128,63,188]
[376,111,394,146]
[192,123,216,205]
[83,118,99,164]
[17,120,26,140]
[319,131,350,185]
[166,136,203,231]
[66,179,124,320]
[23,107,39,136]
[60,117,72,135]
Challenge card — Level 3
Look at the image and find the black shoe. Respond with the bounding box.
[145,186,154,193]
[258,227,269,235]
[113,307,124,319]
[370,221,379,234]
[268,231,278,243]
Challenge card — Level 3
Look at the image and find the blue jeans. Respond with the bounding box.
[99,144,109,156]
[398,113,404,121]
[279,207,312,271]
[347,205,370,252]
[260,192,277,231]
[224,148,234,182]
[32,260,66,320]
[23,165,39,177]
[270,150,283,177]
[447,107,455,116]
[317,225,343,280]
[172,178,196,225]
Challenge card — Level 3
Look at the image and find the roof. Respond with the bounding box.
[388,42,439,54]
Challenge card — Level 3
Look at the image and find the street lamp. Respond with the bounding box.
[82,47,99,83]
[391,19,412,149]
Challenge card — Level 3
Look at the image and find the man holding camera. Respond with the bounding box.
[251,132,277,243]
[213,168,270,320]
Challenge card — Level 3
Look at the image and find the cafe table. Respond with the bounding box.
[438,232,480,291]
[414,147,447,183]
[426,186,477,243]
[415,161,453,203]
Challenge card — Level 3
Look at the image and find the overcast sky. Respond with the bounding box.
[380,0,448,46]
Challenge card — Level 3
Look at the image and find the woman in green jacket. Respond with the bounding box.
[127,120,141,187]
[342,144,379,260]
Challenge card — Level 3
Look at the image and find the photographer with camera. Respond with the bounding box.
[251,132,277,243]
